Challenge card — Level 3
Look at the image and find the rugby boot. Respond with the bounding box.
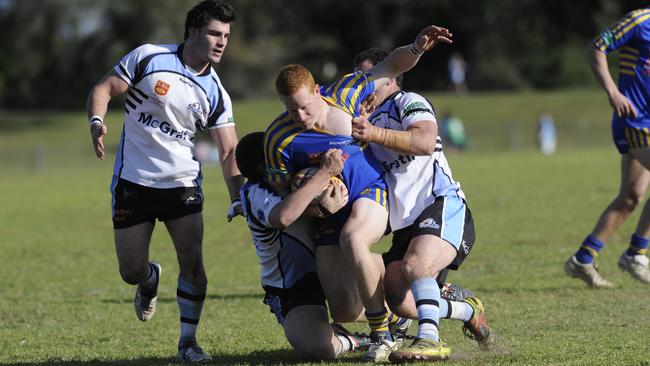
[618,253,650,284]
[440,282,474,302]
[462,296,497,351]
[177,340,212,363]
[134,261,161,321]
[363,331,399,363]
[389,338,451,362]
[564,256,612,288]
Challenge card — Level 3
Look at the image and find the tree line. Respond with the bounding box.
[0,0,645,109]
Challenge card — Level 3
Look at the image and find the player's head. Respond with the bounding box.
[353,47,402,104]
[184,0,236,64]
[236,132,266,183]
[275,64,324,130]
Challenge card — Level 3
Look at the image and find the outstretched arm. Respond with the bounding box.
[210,126,245,221]
[366,25,453,87]
[86,70,129,160]
[588,44,637,119]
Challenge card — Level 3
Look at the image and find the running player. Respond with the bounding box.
[235,132,370,360]
[264,25,453,362]
[565,8,650,287]
[85,1,242,362]
[352,48,495,362]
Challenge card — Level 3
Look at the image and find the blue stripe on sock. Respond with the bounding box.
[575,235,605,264]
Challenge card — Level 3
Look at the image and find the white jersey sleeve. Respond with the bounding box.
[396,92,437,129]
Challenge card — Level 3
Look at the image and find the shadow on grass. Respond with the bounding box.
[102,293,262,305]
[0,349,361,365]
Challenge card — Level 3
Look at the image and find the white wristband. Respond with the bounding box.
[89,115,103,127]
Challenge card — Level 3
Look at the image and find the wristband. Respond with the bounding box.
[409,43,424,56]
[89,115,103,127]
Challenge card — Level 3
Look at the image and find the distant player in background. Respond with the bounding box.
[265,25,452,362]
[565,8,650,287]
[352,48,495,362]
[85,1,243,362]
[235,132,370,360]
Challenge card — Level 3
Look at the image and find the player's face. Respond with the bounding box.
[280,86,321,130]
[192,19,230,64]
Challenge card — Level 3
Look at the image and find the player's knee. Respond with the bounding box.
[295,341,337,360]
[119,266,145,285]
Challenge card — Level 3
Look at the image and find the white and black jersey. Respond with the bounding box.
[112,43,234,189]
[368,91,465,231]
[240,182,316,289]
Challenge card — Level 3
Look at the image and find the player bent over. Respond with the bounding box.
[235,132,370,360]
[351,48,496,361]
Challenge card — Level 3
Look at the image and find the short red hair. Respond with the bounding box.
[275,64,316,96]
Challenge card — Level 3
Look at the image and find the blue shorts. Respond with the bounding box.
[314,183,388,246]
[382,195,475,270]
[611,118,650,154]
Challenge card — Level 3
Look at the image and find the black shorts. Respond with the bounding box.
[111,178,203,229]
[382,196,475,270]
[262,272,326,325]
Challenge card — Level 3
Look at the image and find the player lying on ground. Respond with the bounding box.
[236,132,372,360]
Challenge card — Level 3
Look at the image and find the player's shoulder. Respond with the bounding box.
[395,91,433,110]
[265,112,295,134]
[128,43,178,59]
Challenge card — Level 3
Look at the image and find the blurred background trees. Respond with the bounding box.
[0,0,646,109]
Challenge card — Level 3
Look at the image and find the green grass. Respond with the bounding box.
[1,90,650,365]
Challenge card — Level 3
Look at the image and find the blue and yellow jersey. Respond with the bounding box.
[264,71,385,202]
[594,8,650,123]
[320,71,375,117]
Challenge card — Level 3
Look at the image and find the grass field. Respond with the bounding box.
[1,90,650,365]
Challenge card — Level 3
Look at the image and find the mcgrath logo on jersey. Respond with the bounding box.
[419,218,440,230]
[138,113,192,141]
[187,102,204,119]
[155,80,170,95]
[382,154,415,172]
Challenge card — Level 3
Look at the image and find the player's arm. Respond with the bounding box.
[588,44,637,119]
[268,149,344,229]
[352,117,436,155]
[366,25,452,88]
[210,126,245,220]
[86,70,129,160]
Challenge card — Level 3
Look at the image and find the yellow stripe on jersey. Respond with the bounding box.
[620,61,636,68]
[619,53,637,61]
[615,14,650,40]
[264,114,302,183]
[322,72,369,116]
[621,46,640,54]
[612,9,650,33]
[620,69,635,76]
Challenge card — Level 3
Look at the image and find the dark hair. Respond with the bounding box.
[235,132,266,183]
[184,0,236,40]
[353,47,403,87]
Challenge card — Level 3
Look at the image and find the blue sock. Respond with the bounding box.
[177,276,206,346]
[575,235,605,264]
[626,233,649,256]
[411,277,440,342]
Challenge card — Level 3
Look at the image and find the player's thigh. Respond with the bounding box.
[620,153,650,199]
[284,305,336,359]
[403,235,456,280]
[341,198,388,247]
[316,246,364,322]
[165,212,204,256]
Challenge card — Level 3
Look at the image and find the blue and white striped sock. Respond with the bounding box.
[411,277,441,341]
[439,299,473,322]
[177,276,206,345]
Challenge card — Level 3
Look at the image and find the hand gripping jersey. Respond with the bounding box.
[240,181,316,289]
[112,43,234,189]
[368,91,465,231]
[264,71,386,202]
[594,8,650,125]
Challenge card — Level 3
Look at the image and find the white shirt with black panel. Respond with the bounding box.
[368,91,465,231]
[112,43,234,189]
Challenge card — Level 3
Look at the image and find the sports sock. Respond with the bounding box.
[439,299,473,322]
[575,235,605,264]
[334,334,352,356]
[365,308,392,339]
[139,262,159,297]
[411,277,441,342]
[626,233,649,256]
[177,276,206,346]
[387,312,410,329]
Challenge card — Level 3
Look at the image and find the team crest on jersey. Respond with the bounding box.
[187,102,204,119]
[155,80,170,96]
